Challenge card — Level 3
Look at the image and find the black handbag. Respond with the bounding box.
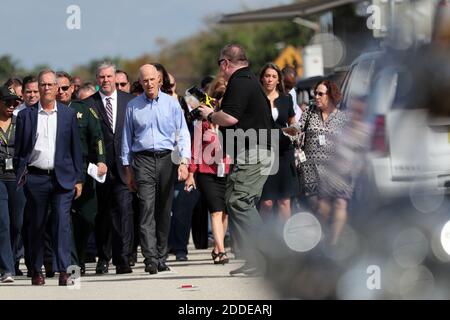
[293,104,319,196]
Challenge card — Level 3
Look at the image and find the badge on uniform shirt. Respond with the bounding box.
[5,158,13,171]
[77,112,83,119]
[319,134,326,146]
[217,163,225,177]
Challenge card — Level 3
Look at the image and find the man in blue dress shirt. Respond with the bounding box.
[122,64,190,274]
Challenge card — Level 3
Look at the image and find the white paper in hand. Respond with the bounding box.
[87,163,106,183]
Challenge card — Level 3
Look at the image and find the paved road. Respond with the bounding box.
[0,247,278,300]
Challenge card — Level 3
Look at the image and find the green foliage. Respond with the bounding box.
[0,55,19,84]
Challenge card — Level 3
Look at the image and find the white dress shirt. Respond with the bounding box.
[29,101,58,170]
[99,90,118,133]
[289,88,302,122]
[13,102,27,117]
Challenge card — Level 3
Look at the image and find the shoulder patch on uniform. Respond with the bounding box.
[89,108,99,119]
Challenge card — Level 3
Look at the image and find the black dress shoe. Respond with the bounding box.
[80,264,85,275]
[31,272,45,285]
[95,261,109,274]
[145,263,158,275]
[58,272,74,286]
[158,261,170,272]
[45,269,55,278]
[116,265,133,274]
[15,262,23,276]
[176,255,188,262]
[44,262,54,278]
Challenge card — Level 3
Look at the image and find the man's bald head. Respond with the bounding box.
[139,64,160,99]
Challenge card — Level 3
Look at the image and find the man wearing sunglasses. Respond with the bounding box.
[0,85,24,283]
[198,44,275,277]
[56,71,107,275]
[115,70,130,93]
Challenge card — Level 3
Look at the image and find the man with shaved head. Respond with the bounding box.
[122,64,191,275]
[83,62,135,275]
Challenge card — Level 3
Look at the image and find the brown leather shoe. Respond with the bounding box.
[31,273,45,286]
[58,272,73,286]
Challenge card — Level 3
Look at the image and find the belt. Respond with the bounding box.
[137,149,172,158]
[28,166,54,175]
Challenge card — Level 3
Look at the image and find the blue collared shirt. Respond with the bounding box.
[121,91,191,166]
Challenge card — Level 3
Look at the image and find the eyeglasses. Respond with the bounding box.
[314,91,327,97]
[217,58,228,67]
[116,82,129,88]
[58,86,71,92]
[39,83,56,88]
[3,100,20,107]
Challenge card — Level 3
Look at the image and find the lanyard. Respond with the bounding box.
[320,109,338,129]
[0,124,14,155]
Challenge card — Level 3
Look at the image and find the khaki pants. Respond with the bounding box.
[225,149,272,265]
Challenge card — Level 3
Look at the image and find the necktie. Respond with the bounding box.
[105,97,113,130]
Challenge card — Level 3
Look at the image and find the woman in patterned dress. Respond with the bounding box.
[291,80,348,244]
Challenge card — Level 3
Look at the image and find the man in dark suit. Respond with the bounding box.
[14,69,83,286]
[83,62,134,274]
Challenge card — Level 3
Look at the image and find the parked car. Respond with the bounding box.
[340,48,450,209]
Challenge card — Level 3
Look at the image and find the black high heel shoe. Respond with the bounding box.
[214,252,229,265]
[211,249,219,260]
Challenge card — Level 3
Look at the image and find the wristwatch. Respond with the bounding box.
[207,112,214,123]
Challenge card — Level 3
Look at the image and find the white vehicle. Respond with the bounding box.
[340,49,450,209]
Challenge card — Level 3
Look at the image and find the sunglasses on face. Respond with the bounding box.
[3,100,20,107]
[314,91,327,97]
[58,86,71,92]
[116,82,128,87]
[217,58,228,67]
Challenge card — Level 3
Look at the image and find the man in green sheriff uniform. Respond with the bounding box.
[56,72,107,274]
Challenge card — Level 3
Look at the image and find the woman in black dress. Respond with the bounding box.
[259,63,299,221]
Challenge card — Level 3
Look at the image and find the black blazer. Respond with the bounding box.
[14,102,83,190]
[83,90,134,185]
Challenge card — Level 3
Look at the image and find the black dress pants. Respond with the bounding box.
[132,151,176,266]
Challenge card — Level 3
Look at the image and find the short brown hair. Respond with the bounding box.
[220,44,248,66]
[314,80,342,106]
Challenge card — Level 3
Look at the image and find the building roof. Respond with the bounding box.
[219,0,361,24]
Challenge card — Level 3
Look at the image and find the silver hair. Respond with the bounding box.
[96,62,116,76]
[37,69,57,84]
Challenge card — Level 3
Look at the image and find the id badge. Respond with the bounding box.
[217,163,225,177]
[319,134,326,146]
[5,158,13,171]
[299,151,307,163]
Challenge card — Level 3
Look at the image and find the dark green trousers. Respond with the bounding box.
[71,176,97,266]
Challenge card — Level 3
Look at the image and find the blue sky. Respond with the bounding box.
[0,0,291,70]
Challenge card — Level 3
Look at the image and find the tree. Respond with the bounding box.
[0,55,19,83]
